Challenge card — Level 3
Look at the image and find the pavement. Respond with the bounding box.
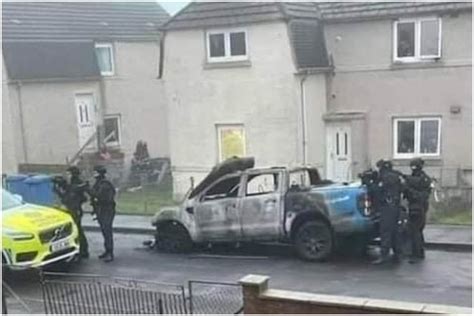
[82,213,472,251]
[4,231,472,313]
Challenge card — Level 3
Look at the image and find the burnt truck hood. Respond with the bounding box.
[188,157,255,199]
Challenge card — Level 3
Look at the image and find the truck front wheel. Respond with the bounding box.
[294,221,333,261]
[156,222,193,253]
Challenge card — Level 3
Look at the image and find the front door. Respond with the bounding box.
[194,174,243,241]
[75,93,96,149]
[240,171,282,240]
[326,123,352,182]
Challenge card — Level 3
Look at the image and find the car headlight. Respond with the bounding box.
[3,228,35,241]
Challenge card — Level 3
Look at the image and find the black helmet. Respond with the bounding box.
[382,160,393,170]
[66,166,81,176]
[93,165,107,175]
[410,158,424,170]
[376,159,385,169]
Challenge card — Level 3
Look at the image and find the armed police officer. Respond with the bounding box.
[52,166,89,259]
[372,160,404,265]
[404,158,432,263]
[88,165,116,262]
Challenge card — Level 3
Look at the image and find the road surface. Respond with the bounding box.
[4,232,472,313]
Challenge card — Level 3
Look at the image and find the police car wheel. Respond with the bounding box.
[157,222,193,253]
[294,221,333,262]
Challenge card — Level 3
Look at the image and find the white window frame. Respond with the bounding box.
[206,28,248,63]
[103,114,121,147]
[216,124,246,162]
[393,117,442,159]
[393,17,442,63]
[95,43,115,76]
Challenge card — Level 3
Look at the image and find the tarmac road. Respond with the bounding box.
[4,231,472,313]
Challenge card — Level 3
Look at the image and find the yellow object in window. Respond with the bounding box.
[220,128,245,161]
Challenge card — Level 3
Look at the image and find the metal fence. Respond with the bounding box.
[5,272,244,314]
[41,272,187,314]
[188,280,243,314]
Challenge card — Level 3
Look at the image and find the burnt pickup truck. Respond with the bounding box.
[151,157,379,261]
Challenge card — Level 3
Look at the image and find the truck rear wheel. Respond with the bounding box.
[294,221,333,261]
[156,222,193,253]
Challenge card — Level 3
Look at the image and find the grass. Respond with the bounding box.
[115,177,178,215]
[428,209,472,226]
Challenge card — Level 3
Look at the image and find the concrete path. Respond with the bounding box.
[82,213,472,250]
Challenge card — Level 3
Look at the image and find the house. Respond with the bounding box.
[319,2,472,201]
[162,2,472,200]
[162,2,331,197]
[2,2,170,175]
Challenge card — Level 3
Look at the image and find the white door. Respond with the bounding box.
[75,93,96,149]
[326,124,352,182]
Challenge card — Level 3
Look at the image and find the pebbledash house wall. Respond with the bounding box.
[6,79,100,165]
[2,58,19,173]
[324,12,472,194]
[101,41,169,161]
[164,21,327,198]
[4,41,169,167]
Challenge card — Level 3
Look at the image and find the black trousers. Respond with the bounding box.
[70,210,89,256]
[379,203,401,257]
[408,208,426,258]
[98,210,115,255]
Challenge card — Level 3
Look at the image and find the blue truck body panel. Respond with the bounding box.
[310,182,376,235]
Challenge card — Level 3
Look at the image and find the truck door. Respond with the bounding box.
[240,171,283,240]
[194,174,243,241]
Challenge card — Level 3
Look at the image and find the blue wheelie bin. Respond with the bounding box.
[5,174,29,198]
[24,175,55,206]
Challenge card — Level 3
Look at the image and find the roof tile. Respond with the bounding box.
[2,2,169,41]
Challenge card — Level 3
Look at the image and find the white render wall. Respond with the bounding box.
[164,22,328,197]
[303,74,328,175]
[2,58,19,173]
[6,80,100,165]
[102,41,169,159]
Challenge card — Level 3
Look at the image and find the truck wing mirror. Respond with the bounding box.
[185,207,194,214]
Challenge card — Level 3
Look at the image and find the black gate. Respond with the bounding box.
[41,272,187,314]
[188,280,243,314]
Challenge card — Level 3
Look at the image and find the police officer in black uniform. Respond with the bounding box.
[404,158,432,263]
[372,160,404,265]
[88,165,116,262]
[53,166,89,258]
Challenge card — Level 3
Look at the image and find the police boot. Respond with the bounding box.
[372,249,390,265]
[98,252,108,259]
[103,253,114,263]
[408,256,421,264]
[392,253,401,263]
[372,256,390,265]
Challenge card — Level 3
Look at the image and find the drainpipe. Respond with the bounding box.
[97,76,107,150]
[15,81,28,163]
[300,75,308,166]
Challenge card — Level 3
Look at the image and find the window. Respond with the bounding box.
[394,18,441,62]
[393,117,441,158]
[202,176,241,201]
[289,168,323,189]
[104,115,121,147]
[77,101,91,125]
[246,173,279,196]
[207,29,248,62]
[95,43,115,75]
[217,124,246,162]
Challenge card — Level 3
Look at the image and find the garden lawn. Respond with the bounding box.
[116,180,178,215]
[428,209,472,226]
